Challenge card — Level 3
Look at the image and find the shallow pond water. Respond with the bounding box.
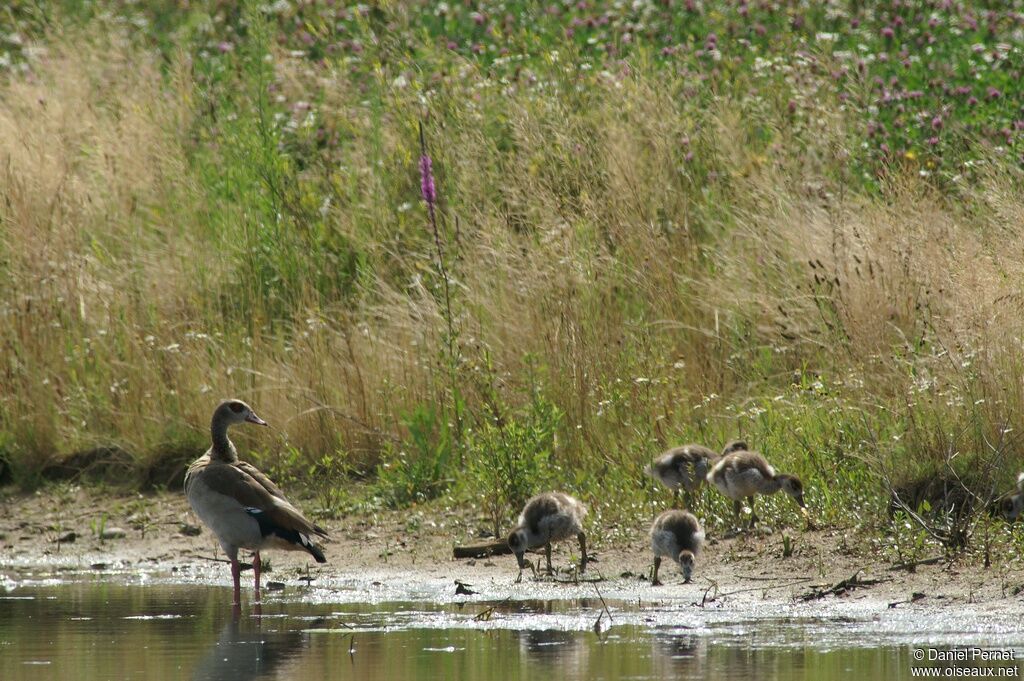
[1,578,1021,680]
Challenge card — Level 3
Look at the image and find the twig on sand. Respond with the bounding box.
[473,596,513,622]
[593,582,613,625]
[798,569,889,601]
[888,556,944,572]
[697,580,719,607]
[549,572,605,584]
[888,592,926,608]
[735,575,814,582]
[695,576,815,606]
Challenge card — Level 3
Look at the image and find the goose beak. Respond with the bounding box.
[246,413,268,426]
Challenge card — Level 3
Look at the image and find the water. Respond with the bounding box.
[1,579,1022,680]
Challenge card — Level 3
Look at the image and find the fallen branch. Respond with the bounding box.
[453,540,512,559]
[799,569,889,602]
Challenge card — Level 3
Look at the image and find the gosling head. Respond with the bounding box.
[507,528,536,581]
[677,550,696,583]
[217,399,268,427]
[777,474,806,510]
[507,527,529,568]
[721,440,749,456]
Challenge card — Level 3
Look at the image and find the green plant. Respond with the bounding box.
[374,406,452,507]
[465,396,563,538]
[90,513,109,543]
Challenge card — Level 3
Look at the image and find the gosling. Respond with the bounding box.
[645,440,749,507]
[707,450,807,530]
[995,472,1024,522]
[507,492,588,579]
[649,510,704,586]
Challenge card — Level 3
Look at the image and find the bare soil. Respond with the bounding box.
[1,486,1021,612]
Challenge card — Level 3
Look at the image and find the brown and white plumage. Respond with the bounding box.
[995,472,1024,522]
[507,492,588,578]
[706,450,806,530]
[649,510,704,585]
[645,440,749,506]
[184,400,328,606]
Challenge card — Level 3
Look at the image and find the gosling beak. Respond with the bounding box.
[246,413,268,426]
[796,495,807,510]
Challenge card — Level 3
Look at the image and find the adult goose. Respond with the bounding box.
[184,400,328,605]
[706,450,807,530]
[645,440,749,507]
[507,492,588,580]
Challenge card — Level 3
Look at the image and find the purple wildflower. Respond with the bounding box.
[419,155,436,206]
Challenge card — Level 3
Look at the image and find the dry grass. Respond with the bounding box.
[0,22,1022,541]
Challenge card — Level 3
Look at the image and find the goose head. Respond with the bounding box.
[216,399,268,428]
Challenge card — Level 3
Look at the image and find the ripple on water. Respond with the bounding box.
[0,578,1021,681]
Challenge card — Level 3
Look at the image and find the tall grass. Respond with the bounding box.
[0,4,1023,552]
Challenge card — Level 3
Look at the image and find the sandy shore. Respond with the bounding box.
[1,486,1021,620]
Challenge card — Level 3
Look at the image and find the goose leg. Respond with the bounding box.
[652,556,662,586]
[545,543,553,575]
[577,532,588,573]
[253,551,262,603]
[748,497,758,529]
[230,557,242,606]
[732,499,742,529]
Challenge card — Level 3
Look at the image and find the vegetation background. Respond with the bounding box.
[2,0,1023,563]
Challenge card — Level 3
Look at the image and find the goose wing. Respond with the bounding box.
[199,463,328,539]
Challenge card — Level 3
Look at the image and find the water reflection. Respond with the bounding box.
[519,629,589,676]
[650,632,706,677]
[0,580,1019,681]
[191,613,322,681]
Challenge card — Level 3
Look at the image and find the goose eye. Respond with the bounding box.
[229,402,244,414]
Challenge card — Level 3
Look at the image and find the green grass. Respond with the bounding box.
[0,1,1022,562]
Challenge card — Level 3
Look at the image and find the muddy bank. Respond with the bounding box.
[1,487,1021,621]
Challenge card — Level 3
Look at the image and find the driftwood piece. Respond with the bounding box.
[799,569,888,602]
[453,539,512,559]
